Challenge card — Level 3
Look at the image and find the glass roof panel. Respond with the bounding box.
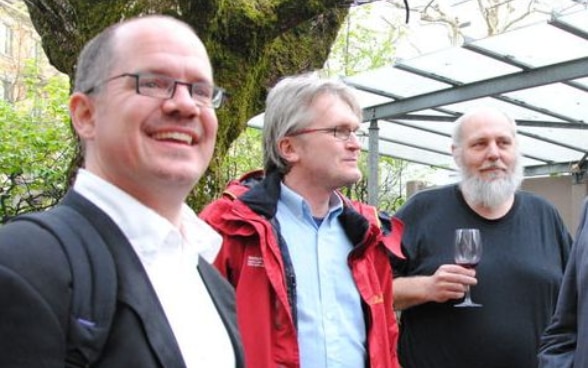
[471,22,588,67]
[575,77,588,89]
[518,126,588,155]
[398,48,520,83]
[373,140,456,169]
[249,8,588,180]
[556,6,588,29]
[503,83,588,123]
[442,97,567,122]
[378,120,452,148]
[352,88,393,108]
[346,66,450,99]
[517,133,585,162]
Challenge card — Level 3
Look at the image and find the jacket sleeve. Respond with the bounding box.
[538,198,588,368]
[0,221,70,367]
[537,244,579,368]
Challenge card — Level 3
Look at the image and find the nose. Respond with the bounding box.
[486,141,500,160]
[346,132,364,149]
[352,129,368,142]
[162,84,199,117]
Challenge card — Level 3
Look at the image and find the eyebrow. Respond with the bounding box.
[135,69,212,83]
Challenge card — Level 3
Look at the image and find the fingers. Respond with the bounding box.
[439,264,476,278]
[436,264,476,284]
[427,264,477,303]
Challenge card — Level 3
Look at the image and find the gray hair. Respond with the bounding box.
[73,15,195,95]
[452,107,518,149]
[73,24,119,94]
[263,72,362,174]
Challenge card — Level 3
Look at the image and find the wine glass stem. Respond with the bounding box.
[463,285,473,303]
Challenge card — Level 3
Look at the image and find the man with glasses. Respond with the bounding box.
[200,72,404,368]
[0,15,243,367]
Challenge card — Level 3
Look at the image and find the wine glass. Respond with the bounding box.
[454,228,482,308]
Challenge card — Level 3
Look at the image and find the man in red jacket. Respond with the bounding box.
[200,72,403,368]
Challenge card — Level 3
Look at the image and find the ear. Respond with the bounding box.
[277,136,300,166]
[69,92,97,140]
[451,144,462,168]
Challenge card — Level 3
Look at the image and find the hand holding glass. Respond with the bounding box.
[454,228,482,307]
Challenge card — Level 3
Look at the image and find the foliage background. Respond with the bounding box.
[20,0,354,212]
[0,1,422,223]
[0,61,72,222]
[1,0,551,222]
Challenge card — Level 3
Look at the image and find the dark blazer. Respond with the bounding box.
[0,191,245,368]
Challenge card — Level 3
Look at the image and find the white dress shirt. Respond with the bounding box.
[73,169,235,368]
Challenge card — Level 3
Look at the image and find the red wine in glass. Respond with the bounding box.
[456,261,478,269]
[454,228,482,307]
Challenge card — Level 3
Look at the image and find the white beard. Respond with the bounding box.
[459,159,523,209]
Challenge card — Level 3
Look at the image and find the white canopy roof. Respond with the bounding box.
[344,7,588,181]
[249,7,588,188]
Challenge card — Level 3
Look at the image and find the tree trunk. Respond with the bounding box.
[24,0,351,210]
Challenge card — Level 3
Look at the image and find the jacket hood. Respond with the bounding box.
[224,169,282,219]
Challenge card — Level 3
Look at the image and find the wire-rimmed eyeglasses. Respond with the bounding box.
[83,73,225,109]
[287,125,367,142]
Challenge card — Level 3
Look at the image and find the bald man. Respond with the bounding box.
[392,107,572,368]
[0,15,244,367]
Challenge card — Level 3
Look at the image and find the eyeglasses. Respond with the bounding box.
[287,126,367,142]
[83,73,225,109]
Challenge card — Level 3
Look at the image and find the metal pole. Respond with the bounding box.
[368,119,379,206]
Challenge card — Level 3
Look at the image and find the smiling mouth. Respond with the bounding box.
[152,131,194,145]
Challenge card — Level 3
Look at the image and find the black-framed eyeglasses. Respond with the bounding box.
[83,73,225,109]
[287,126,367,142]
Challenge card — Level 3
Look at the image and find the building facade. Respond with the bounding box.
[0,0,58,103]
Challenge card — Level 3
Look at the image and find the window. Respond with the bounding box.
[0,79,13,102]
[0,23,13,56]
[32,40,42,60]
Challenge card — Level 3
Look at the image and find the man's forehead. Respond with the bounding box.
[111,19,211,77]
[114,17,205,55]
[117,16,194,36]
[463,115,515,138]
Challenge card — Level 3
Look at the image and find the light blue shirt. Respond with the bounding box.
[276,183,366,368]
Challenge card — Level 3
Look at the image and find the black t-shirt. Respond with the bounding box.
[393,184,572,368]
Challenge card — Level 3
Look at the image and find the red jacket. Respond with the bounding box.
[200,170,404,368]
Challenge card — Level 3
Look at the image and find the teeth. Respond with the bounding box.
[152,131,193,145]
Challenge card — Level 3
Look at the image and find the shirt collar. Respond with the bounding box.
[73,169,221,263]
[279,182,343,222]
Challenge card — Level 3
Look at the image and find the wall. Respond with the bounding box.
[0,0,59,102]
[406,175,588,237]
[522,176,588,236]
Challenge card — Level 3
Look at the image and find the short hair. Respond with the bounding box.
[452,107,518,148]
[263,72,362,174]
[73,24,119,94]
[73,15,195,95]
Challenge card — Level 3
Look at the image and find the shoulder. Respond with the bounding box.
[514,191,572,246]
[0,218,68,269]
[516,189,552,203]
[0,217,71,311]
[348,200,377,220]
[405,183,456,204]
[576,206,588,251]
[396,184,458,218]
[515,190,562,216]
[200,188,255,227]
